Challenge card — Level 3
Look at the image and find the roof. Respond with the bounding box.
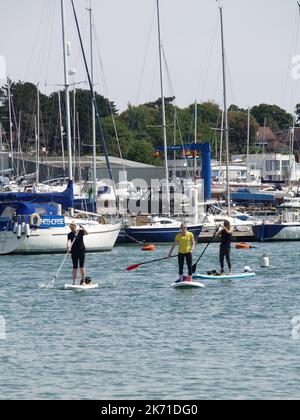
[256,126,276,142]
[266,140,290,153]
[275,127,300,150]
[32,156,156,169]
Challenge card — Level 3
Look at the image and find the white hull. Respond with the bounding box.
[0,219,120,255]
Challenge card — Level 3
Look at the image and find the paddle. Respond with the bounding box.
[126,255,177,271]
[192,226,220,274]
[44,237,77,288]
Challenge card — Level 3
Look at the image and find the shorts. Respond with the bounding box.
[71,252,85,269]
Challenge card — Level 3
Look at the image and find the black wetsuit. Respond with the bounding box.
[68,230,86,269]
[220,229,232,273]
[178,253,193,276]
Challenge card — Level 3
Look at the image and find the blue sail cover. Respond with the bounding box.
[0,180,73,210]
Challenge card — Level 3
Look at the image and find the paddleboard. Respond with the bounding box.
[193,272,256,280]
[64,283,99,290]
[171,280,205,288]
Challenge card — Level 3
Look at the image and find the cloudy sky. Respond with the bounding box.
[0,0,300,113]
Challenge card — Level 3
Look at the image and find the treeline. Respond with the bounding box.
[0,80,297,166]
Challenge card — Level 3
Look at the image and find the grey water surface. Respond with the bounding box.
[1,242,300,400]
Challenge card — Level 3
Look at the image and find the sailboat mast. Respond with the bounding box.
[70,0,114,186]
[60,0,73,182]
[219,6,230,214]
[7,79,14,174]
[156,0,170,213]
[36,83,40,185]
[0,122,3,173]
[194,100,198,174]
[246,107,250,182]
[58,90,66,174]
[87,1,97,209]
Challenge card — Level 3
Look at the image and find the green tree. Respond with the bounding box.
[100,116,132,157]
[196,101,221,125]
[228,110,259,153]
[251,104,292,130]
[125,139,157,165]
[0,80,50,156]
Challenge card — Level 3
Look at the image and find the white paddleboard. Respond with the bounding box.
[64,283,99,290]
[171,281,205,289]
[193,272,256,281]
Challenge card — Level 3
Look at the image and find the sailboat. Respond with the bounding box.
[0,0,120,254]
[117,0,202,244]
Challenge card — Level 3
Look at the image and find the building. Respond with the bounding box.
[232,153,300,182]
[14,155,166,185]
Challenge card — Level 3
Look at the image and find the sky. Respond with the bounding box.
[0,0,300,114]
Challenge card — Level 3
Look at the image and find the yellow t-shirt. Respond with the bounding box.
[175,232,194,254]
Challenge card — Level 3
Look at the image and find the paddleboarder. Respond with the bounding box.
[67,222,88,285]
[217,221,233,275]
[168,223,195,282]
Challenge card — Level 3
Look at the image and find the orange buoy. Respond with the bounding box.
[235,243,251,250]
[141,244,156,251]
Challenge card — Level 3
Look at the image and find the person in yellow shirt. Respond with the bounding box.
[168,223,195,282]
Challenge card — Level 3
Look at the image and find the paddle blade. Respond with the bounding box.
[126,264,140,271]
[192,263,197,274]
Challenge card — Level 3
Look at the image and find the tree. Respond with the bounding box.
[251,104,292,130]
[99,117,132,157]
[0,81,118,158]
[228,110,259,153]
[125,139,157,165]
[196,101,221,125]
[0,80,50,155]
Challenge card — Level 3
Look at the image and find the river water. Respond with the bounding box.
[1,242,300,400]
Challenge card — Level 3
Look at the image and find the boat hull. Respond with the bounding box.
[117,224,202,244]
[0,222,120,254]
[252,223,300,242]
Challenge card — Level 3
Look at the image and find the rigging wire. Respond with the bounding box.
[197,15,219,102]
[44,0,57,89]
[225,53,236,108]
[282,4,300,112]
[92,11,126,174]
[135,5,156,106]
[36,0,56,83]
[70,0,114,184]
[161,46,192,179]
[23,0,50,82]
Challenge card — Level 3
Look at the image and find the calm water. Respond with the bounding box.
[1,241,300,400]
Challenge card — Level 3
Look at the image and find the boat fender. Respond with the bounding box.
[141,244,156,251]
[17,223,22,239]
[21,221,26,234]
[98,216,106,225]
[25,223,31,238]
[13,222,18,234]
[235,243,251,250]
[261,254,269,268]
[30,213,41,227]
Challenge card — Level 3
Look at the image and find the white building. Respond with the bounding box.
[231,153,300,182]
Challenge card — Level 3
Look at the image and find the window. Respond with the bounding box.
[266,160,280,171]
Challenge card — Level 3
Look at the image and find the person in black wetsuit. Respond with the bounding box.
[67,222,88,285]
[217,220,233,275]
